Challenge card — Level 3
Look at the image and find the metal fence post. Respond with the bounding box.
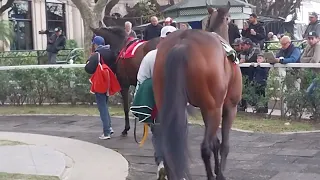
[278,67,287,117]
[37,50,40,65]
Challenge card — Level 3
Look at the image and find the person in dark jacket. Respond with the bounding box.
[249,54,270,113]
[303,12,320,39]
[143,16,163,41]
[241,13,266,49]
[46,27,66,64]
[239,38,261,111]
[228,17,241,44]
[274,36,301,64]
[85,36,118,140]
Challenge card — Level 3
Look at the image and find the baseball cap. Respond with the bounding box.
[160,26,177,38]
[241,38,253,45]
[309,12,318,18]
[232,38,243,45]
[250,13,258,18]
[54,27,62,32]
[308,31,319,37]
[92,36,105,46]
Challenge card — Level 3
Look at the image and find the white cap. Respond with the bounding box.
[160,26,177,38]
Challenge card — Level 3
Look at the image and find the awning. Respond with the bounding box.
[173,15,207,23]
[230,13,250,20]
[172,13,251,23]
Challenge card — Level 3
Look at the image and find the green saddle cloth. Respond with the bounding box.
[221,41,239,64]
[130,78,156,124]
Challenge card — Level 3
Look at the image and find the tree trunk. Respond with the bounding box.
[70,0,108,58]
[83,18,99,58]
[0,0,15,15]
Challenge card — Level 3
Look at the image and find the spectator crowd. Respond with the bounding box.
[229,12,320,113]
[119,12,320,114]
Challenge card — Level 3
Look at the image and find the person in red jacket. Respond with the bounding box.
[85,36,120,140]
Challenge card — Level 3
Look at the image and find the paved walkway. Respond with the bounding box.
[0,132,128,180]
[0,144,66,177]
[0,115,319,180]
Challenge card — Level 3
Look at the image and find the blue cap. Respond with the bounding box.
[92,36,105,46]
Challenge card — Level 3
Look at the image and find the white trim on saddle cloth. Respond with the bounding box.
[130,105,155,124]
[131,41,147,56]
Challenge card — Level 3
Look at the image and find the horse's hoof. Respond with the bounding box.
[121,131,128,137]
[216,174,226,180]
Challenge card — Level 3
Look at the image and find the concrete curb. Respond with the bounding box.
[1,114,319,135]
[0,132,129,180]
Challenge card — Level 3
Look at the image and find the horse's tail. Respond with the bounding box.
[160,43,190,179]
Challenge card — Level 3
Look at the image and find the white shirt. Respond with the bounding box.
[137,49,158,84]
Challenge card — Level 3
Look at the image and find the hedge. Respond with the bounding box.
[0,49,84,66]
[0,67,319,120]
[0,68,124,106]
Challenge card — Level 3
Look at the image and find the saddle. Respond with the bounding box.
[117,37,147,61]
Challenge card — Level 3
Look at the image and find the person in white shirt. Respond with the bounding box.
[134,25,177,95]
[135,25,177,180]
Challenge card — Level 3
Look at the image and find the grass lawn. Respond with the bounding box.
[0,172,59,180]
[0,105,318,133]
[0,140,26,146]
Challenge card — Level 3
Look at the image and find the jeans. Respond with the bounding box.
[95,93,112,135]
[47,52,57,64]
[150,124,163,165]
[307,79,318,96]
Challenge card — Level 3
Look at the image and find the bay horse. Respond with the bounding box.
[91,26,160,136]
[153,2,242,180]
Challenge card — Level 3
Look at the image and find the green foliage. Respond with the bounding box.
[242,67,320,120]
[0,49,85,66]
[0,20,14,48]
[0,68,123,106]
[127,0,163,24]
[65,39,79,49]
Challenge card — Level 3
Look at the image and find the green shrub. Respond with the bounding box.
[242,67,320,120]
[0,49,84,66]
[0,67,121,106]
[1,66,319,120]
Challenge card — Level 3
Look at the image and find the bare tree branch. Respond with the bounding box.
[0,0,15,15]
[247,0,302,19]
[94,0,108,14]
[104,0,120,16]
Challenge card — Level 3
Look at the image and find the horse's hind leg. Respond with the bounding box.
[201,108,222,180]
[212,136,220,176]
[120,87,131,136]
[216,105,237,180]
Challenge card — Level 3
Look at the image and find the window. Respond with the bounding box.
[8,0,33,50]
[46,2,66,35]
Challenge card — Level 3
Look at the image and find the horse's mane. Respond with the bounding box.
[100,26,127,39]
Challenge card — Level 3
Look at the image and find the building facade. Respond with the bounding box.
[0,0,181,51]
[0,0,84,50]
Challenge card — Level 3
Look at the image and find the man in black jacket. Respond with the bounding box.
[239,38,261,111]
[143,16,163,41]
[241,13,266,49]
[46,27,66,64]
